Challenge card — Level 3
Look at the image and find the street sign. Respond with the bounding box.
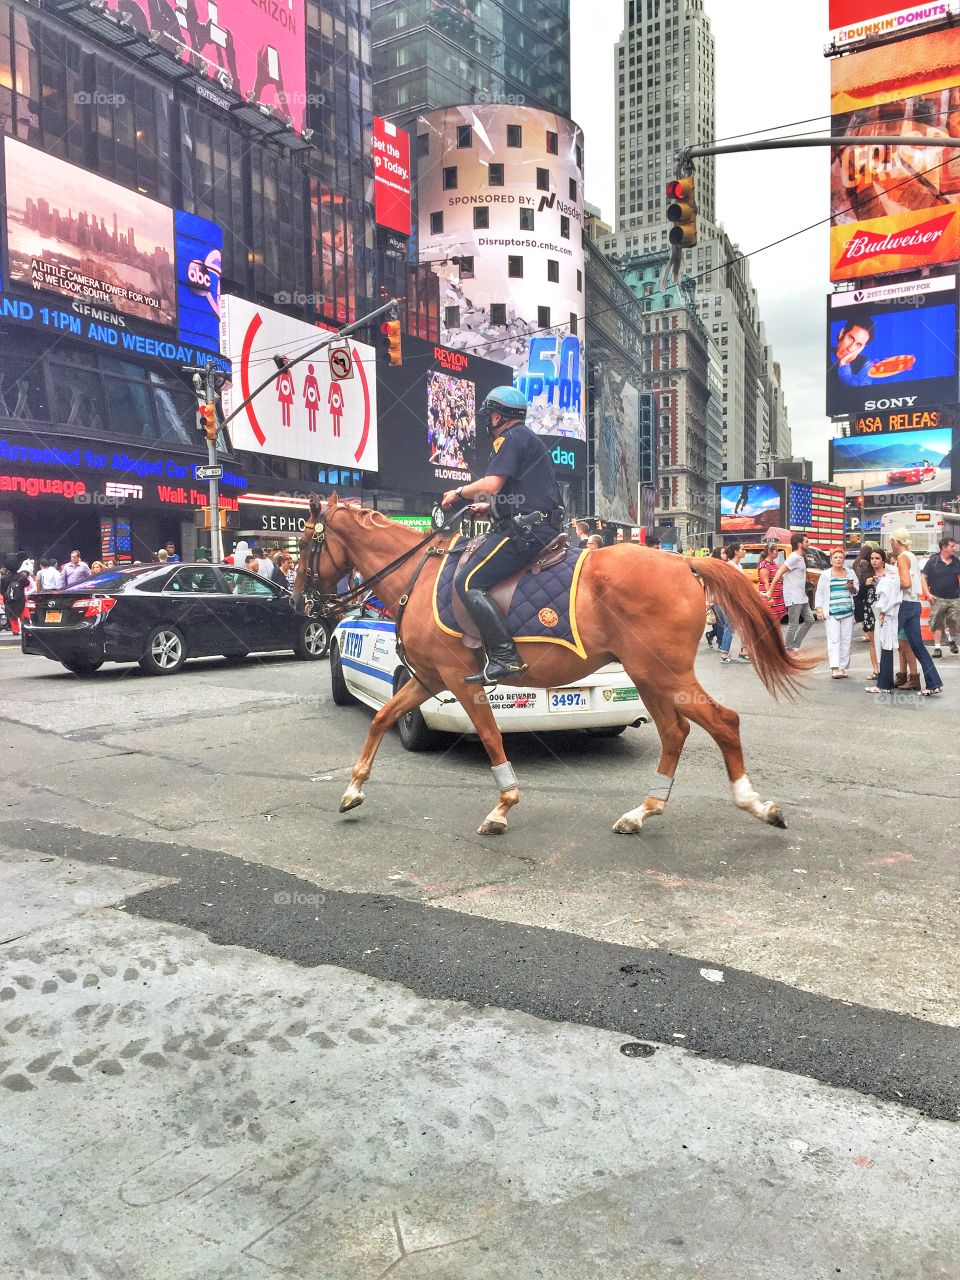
[196,465,223,480]
[328,345,354,381]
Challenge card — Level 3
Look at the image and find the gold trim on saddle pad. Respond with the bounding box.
[431,532,589,659]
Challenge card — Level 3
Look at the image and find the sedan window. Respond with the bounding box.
[222,569,278,597]
[165,568,225,594]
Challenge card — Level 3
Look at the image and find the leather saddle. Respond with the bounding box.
[449,533,569,649]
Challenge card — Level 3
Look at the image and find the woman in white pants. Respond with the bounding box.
[814,548,857,678]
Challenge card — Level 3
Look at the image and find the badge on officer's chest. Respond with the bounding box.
[492,437,504,453]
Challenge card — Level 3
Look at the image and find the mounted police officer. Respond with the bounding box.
[441,385,564,685]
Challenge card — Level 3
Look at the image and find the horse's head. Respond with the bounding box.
[291,491,355,611]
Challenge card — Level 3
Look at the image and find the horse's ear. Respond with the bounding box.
[308,492,323,518]
[328,491,339,508]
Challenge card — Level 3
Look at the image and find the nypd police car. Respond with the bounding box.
[329,614,647,751]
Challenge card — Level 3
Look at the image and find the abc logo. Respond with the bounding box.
[186,248,222,316]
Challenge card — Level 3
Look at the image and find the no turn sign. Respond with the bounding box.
[328,345,354,381]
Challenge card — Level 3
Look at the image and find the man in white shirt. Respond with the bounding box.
[770,532,814,652]
[37,558,64,591]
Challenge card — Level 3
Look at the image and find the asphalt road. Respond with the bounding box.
[1,628,958,1278]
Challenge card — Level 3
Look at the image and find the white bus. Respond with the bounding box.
[880,511,959,556]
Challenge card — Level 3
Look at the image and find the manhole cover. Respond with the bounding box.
[620,1041,656,1058]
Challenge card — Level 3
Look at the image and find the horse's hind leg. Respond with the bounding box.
[612,687,689,834]
[338,675,434,812]
[673,676,786,829]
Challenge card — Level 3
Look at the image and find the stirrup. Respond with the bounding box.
[464,656,528,686]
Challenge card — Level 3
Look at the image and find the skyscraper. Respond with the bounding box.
[372,0,571,122]
[608,0,715,258]
[599,0,789,482]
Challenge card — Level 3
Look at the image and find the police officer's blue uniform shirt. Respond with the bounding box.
[485,423,563,520]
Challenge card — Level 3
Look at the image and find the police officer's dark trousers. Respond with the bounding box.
[454,524,558,681]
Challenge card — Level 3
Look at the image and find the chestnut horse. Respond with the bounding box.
[294,494,815,836]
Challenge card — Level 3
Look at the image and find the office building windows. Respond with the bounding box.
[490,303,507,325]
[508,255,523,278]
[430,211,444,234]
[473,207,489,229]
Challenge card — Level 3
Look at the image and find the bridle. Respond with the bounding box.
[295,503,447,613]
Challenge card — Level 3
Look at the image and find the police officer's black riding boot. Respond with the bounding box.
[461,589,528,684]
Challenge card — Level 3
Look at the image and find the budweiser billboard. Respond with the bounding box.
[831,28,960,278]
[829,2,958,51]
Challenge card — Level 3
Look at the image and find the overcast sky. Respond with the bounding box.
[571,0,832,476]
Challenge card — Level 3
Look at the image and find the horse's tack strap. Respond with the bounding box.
[393,547,455,704]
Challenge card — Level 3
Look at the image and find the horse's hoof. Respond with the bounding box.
[613,816,643,835]
[339,790,364,813]
[767,805,787,829]
[478,818,507,835]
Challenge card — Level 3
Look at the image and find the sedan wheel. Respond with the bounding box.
[62,657,104,676]
[295,619,329,660]
[139,625,187,676]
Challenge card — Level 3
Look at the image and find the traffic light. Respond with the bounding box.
[666,176,697,248]
[199,401,217,441]
[381,318,402,367]
[856,494,865,508]
[194,507,239,531]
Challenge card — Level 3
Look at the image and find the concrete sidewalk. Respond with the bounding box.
[2,852,959,1280]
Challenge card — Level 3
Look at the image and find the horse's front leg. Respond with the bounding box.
[338,675,433,812]
[442,675,520,835]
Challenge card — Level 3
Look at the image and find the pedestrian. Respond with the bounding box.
[889,528,942,695]
[36,557,64,591]
[157,548,169,564]
[865,548,902,694]
[646,535,661,549]
[859,547,883,680]
[921,536,959,659]
[90,561,105,575]
[62,549,91,588]
[282,555,297,590]
[814,547,857,678]
[4,562,34,635]
[586,533,603,549]
[256,547,276,580]
[164,540,181,563]
[769,532,815,652]
[757,538,786,624]
[719,542,750,664]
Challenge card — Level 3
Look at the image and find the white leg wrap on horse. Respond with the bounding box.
[731,774,776,822]
[492,761,518,792]
[649,772,674,802]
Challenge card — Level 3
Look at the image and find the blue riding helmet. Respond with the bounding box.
[480,385,528,420]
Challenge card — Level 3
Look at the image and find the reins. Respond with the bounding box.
[296,505,454,694]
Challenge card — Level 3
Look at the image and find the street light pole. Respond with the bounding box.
[204,359,222,563]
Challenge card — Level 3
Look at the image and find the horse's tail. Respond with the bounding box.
[689,559,818,700]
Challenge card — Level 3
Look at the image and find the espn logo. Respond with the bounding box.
[104,482,144,500]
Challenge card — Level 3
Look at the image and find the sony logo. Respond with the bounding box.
[863,396,918,410]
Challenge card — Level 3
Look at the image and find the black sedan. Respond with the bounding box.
[21,563,329,676]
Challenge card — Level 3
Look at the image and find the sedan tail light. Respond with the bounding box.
[70,596,117,619]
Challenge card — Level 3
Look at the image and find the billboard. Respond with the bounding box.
[788,482,847,542]
[716,480,788,534]
[850,406,957,432]
[829,425,953,494]
[105,0,306,132]
[4,137,175,326]
[372,118,411,238]
[0,137,224,367]
[829,2,958,49]
[830,29,960,278]
[417,104,585,440]
[375,335,515,493]
[826,275,959,415]
[595,366,641,525]
[220,296,377,469]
